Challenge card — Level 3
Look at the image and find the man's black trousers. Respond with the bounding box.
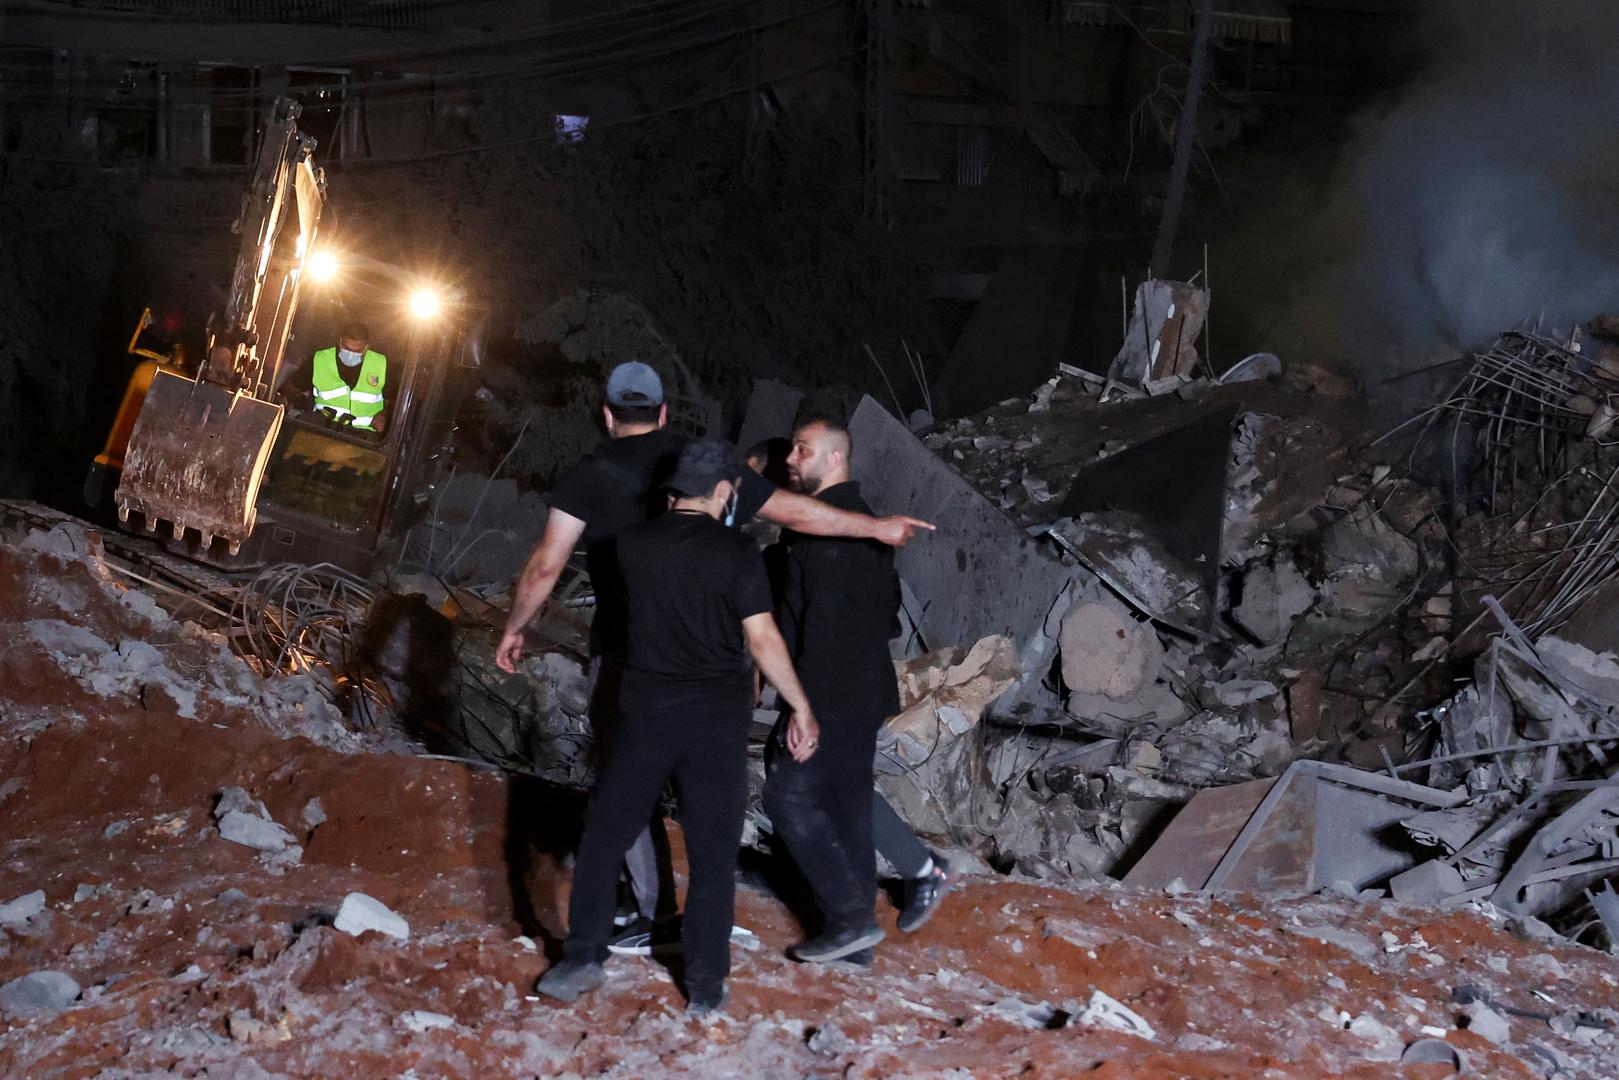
[763,709,880,933]
[563,678,750,999]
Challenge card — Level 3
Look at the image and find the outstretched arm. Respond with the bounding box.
[743,612,818,762]
[757,488,934,547]
[496,508,587,673]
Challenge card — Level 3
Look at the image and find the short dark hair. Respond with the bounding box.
[794,414,852,456]
[340,321,371,342]
[607,401,661,425]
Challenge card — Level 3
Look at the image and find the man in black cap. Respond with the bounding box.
[536,439,820,1014]
[497,362,933,947]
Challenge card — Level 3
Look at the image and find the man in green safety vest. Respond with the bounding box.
[309,321,388,433]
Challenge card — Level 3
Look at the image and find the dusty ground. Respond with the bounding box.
[1,532,1617,1078]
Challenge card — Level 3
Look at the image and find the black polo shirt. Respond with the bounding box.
[548,429,771,656]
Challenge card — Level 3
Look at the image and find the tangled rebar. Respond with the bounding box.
[230,562,392,727]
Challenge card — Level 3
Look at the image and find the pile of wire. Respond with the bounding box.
[230,561,391,727]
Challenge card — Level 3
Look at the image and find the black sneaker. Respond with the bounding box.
[535,958,606,1003]
[835,947,874,969]
[897,857,952,933]
[790,924,885,963]
[608,915,681,956]
[685,985,729,1017]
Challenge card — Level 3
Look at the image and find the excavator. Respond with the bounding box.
[91,96,479,577]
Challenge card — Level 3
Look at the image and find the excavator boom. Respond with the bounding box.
[114,96,325,553]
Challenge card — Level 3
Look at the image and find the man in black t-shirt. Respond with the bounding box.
[495,363,934,941]
[536,439,819,1015]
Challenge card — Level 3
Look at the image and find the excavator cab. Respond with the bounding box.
[166,255,479,575]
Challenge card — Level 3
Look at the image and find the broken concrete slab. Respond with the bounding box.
[0,889,46,926]
[335,892,410,941]
[1075,989,1156,1041]
[1232,558,1315,644]
[1107,280,1208,386]
[736,378,804,453]
[1055,405,1238,631]
[214,788,298,854]
[848,396,1074,664]
[1125,762,1464,894]
[0,971,80,1019]
[1388,859,1468,903]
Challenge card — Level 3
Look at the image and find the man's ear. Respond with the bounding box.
[602,404,616,434]
[657,403,669,429]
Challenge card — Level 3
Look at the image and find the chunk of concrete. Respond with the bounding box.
[0,971,80,1018]
[1389,859,1467,903]
[849,396,1073,662]
[214,787,298,852]
[0,890,46,926]
[1211,679,1280,708]
[736,378,804,453]
[1075,990,1155,1041]
[1059,598,1164,702]
[1232,559,1316,644]
[335,892,410,941]
[1463,1001,1512,1045]
[217,811,298,852]
[401,1010,456,1032]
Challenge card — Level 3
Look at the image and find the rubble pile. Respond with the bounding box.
[13,520,1619,1075]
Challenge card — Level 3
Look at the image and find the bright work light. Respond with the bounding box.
[308,250,338,282]
[409,287,441,319]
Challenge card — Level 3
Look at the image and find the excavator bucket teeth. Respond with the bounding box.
[114,369,282,552]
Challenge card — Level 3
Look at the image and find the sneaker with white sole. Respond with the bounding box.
[897,856,952,933]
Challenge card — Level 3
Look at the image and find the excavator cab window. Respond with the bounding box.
[259,425,387,531]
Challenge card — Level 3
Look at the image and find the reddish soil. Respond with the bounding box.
[0,533,1616,1077]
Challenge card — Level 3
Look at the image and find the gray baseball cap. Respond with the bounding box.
[606,361,664,407]
[668,438,743,497]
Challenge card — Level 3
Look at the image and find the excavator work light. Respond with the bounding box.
[409,287,441,319]
[308,250,338,282]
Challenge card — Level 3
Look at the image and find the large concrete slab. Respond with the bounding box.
[849,396,1073,657]
[736,378,803,452]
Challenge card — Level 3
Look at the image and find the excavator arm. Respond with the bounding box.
[115,97,326,554]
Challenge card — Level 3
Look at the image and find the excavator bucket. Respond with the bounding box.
[114,369,283,554]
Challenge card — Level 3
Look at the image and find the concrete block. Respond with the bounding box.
[335,892,410,941]
[849,396,1072,660]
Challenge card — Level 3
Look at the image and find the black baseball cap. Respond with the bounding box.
[668,438,743,497]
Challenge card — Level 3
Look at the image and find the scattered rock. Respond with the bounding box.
[0,970,80,1019]
[228,1010,293,1045]
[0,889,45,926]
[214,787,299,853]
[1074,990,1155,1041]
[302,798,327,829]
[334,892,410,941]
[401,1010,456,1033]
[1462,1001,1511,1045]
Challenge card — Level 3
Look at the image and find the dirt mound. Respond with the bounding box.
[0,525,1614,1077]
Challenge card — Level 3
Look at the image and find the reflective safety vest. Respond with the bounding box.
[311,347,387,429]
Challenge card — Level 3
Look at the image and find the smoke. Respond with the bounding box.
[1233,1,1619,369]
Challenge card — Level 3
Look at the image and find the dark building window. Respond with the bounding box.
[206,65,259,165]
[285,69,347,159]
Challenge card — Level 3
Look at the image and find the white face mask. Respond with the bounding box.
[337,347,363,366]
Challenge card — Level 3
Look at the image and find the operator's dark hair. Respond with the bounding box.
[340,320,371,342]
[607,402,662,425]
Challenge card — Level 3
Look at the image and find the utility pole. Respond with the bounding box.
[1150,0,1214,277]
[863,0,893,224]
